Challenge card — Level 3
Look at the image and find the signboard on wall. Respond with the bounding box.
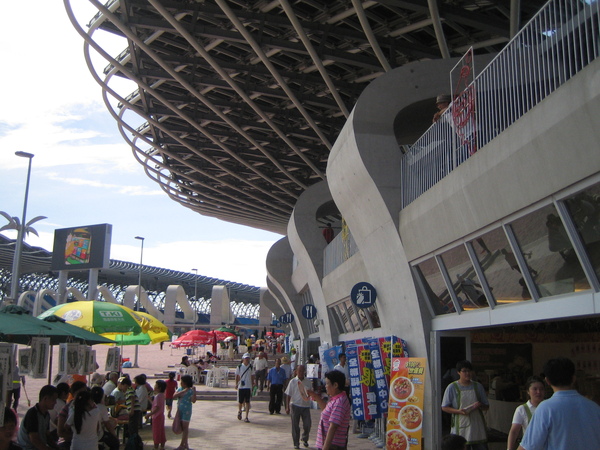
[51,223,112,271]
[350,282,377,309]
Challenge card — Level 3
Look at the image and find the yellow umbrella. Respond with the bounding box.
[102,311,171,345]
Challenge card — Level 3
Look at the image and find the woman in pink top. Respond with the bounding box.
[146,380,167,450]
[308,370,351,450]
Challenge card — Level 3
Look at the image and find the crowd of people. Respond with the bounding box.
[3,369,197,450]
[233,349,351,450]
[2,345,354,450]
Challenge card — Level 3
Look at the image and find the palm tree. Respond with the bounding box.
[0,211,47,237]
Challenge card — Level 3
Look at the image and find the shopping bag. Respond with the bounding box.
[172,410,183,435]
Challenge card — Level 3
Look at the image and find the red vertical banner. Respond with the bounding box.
[451,48,477,155]
[386,357,427,450]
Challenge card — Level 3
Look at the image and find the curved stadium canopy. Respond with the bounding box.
[67,0,545,234]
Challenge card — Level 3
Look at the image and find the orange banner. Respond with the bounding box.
[386,357,427,450]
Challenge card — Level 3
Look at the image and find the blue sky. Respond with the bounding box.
[0,1,281,287]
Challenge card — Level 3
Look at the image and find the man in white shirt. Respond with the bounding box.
[103,372,119,397]
[235,353,255,422]
[333,353,350,394]
[285,365,312,449]
[254,352,269,392]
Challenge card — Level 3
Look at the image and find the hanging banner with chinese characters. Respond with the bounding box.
[379,336,409,379]
[346,345,379,420]
[368,338,389,415]
[386,357,427,450]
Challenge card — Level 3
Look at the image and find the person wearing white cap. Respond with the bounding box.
[235,353,255,422]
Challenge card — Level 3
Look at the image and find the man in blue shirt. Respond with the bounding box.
[519,357,600,450]
[266,357,288,414]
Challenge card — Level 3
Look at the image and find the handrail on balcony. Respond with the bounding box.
[401,0,600,208]
[323,229,358,276]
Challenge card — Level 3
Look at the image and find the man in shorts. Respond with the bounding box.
[235,353,255,422]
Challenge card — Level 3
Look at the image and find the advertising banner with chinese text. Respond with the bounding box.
[368,338,389,415]
[346,345,379,420]
[379,336,409,380]
[386,357,427,450]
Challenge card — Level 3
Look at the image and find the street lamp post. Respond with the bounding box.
[133,236,144,368]
[192,268,198,330]
[9,152,35,303]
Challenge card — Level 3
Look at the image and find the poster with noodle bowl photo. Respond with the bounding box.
[386,357,427,449]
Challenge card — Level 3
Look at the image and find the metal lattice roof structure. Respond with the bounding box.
[0,234,260,307]
[66,0,546,233]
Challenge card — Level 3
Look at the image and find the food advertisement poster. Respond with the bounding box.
[386,357,427,450]
[346,344,379,421]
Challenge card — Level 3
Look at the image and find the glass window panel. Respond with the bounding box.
[440,245,490,310]
[329,304,344,335]
[341,302,356,332]
[470,228,533,304]
[415,258,456,315]
[366,305,381,328]
[510,204,590,297]
[563,184,600,284]
[334,304,350,334]
[344,300,363,332]
[356,305,381,330]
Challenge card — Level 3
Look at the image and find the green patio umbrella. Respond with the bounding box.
[216,326,241,335]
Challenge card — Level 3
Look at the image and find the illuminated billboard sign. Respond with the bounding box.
[51,223,112,271]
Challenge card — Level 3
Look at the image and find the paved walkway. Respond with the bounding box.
[145,388,374,450]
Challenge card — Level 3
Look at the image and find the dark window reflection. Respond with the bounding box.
[470,228,533,304]
[510,204,590,297]
[563,184,600,283]
[415,258,456,315]
[440,245,490,310]
[363,305,381,328]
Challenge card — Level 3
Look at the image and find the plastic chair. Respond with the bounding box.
[184,366,200,384]
[206,369,220,387]
[218,367,230,387]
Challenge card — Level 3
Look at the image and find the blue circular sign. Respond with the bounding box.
[301,304,318,320]
[279,312,295,324]
[350,282,377,309]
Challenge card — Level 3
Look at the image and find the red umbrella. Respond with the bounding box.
[211,330,236,342]
[171,329,213,347]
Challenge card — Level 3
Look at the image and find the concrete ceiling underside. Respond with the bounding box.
[74,0,546,233]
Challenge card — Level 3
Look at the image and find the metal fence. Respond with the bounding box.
[401,0,600,208]
[323,229,359,276]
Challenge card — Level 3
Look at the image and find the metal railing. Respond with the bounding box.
[323,229,359,276]
[401,0,600,208]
